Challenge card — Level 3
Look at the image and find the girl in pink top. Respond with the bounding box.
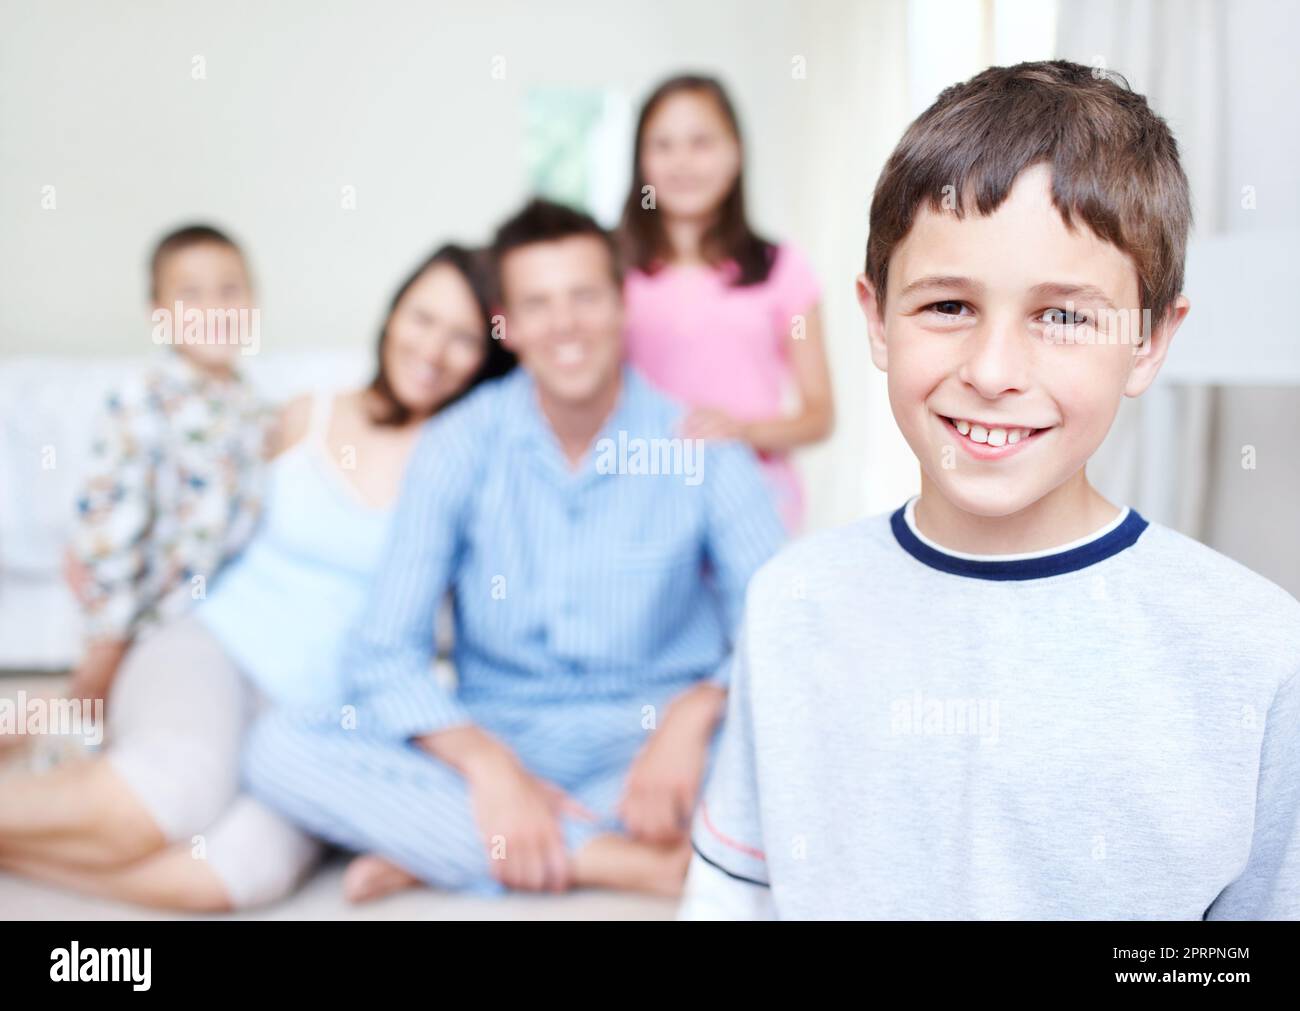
[619,74,834,530]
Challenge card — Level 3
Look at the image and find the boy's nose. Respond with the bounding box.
[957,322,1031,399]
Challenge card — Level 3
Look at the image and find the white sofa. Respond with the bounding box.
[0,350,372,671]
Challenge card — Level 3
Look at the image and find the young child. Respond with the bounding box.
[618,74,833,531]
[65,224,268,706]
[682,61,1300,920]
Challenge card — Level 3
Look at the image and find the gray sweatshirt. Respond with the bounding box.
[684,501,1300,920]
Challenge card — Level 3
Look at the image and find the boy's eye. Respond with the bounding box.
[928,301,969,317]
[1041,307,1091,327]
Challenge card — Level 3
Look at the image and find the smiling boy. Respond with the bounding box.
[681,61,1300,919]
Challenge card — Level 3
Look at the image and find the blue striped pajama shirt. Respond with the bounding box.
[244,366,785,892]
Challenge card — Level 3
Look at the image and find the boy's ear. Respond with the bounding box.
[1125,294,1190,398]
[856,273,889,372]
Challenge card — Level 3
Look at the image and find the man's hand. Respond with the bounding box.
[619,682,726,844]
[420,725,593,893]
[67,638,129,707]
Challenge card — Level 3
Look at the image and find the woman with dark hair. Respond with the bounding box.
[0,245,513,910]
[619,74,834,531]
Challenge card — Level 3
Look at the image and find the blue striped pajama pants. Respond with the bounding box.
[243,686,702,894]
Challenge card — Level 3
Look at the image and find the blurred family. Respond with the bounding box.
[2,63,1297,919]
[0,73,803,909]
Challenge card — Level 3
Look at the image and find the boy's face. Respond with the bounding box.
[859,165,1188,519]
[153,242,254,372]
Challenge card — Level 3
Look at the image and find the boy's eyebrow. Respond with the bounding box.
[1029,282,1117,310]
[897,275,984,298]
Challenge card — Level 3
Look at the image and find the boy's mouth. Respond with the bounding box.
[940,414,1050,458]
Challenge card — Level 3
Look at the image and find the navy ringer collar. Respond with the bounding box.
[890,502,1149,581]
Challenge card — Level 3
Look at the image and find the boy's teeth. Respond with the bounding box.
[949,417,1036,446]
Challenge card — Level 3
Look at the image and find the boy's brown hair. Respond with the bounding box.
[148,223,245,302]
[865,60,1191,322]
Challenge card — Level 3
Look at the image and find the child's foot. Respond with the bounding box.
[341,853,421,904]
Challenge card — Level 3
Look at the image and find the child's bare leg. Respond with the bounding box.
[570,834,692,897]
[342,853,422,904]
[0,757,164,868]
[0,842,231,912]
